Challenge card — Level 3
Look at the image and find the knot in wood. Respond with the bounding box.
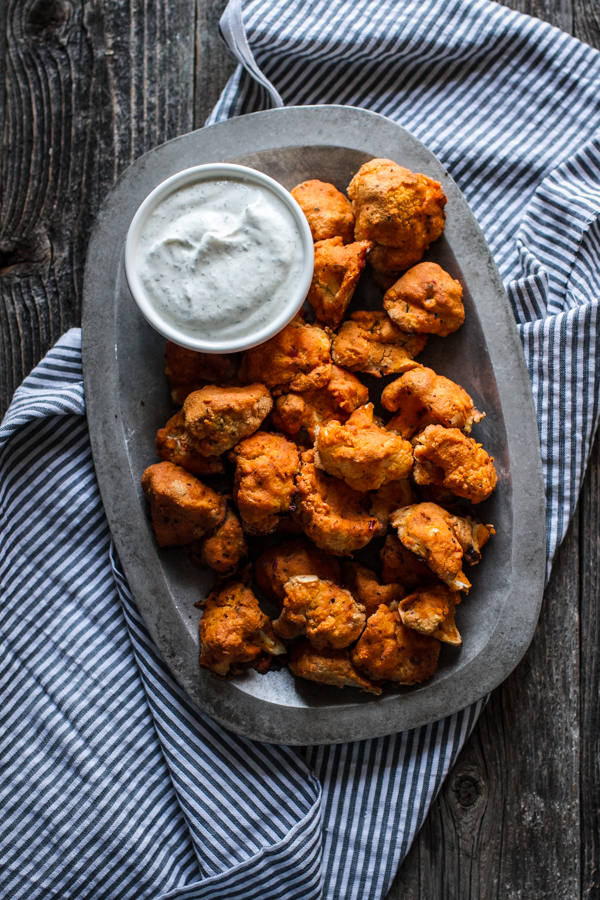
[454,774,480,808]
[25,0,70,39]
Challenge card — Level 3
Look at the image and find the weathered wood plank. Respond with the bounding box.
[0,0,196,415]
[581,432,600,900]
[194,0,237,128]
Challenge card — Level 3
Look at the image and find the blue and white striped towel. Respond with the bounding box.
[1,1,599,898]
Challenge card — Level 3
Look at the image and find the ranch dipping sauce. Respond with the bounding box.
[135,175,306,345]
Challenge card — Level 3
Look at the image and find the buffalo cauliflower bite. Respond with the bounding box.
[289,641,382,695]
[273,575,366,649]
[348,159,447,275]
[199,582,286,677]
[351,604,440,684]
[390,502,494,592]
[238,317,332,395]
[255,538,342,607]
[412,425,498,503]
[331,311,427,377]
[380,533,440,591]
[315,403,413,492]
[308,237,373,328]
[384,262,465,336]
[342,561,403,618]
[290,180,355,243]
[182,384,272,457]
[156,410,225,475]
[272,365,368,440]
[189,508,247,575]
[165,341,238,405]
[229,432,300,535]
[398,584,462,645]
[382,366,484,438]
[293,449,380,555]
[370,479,414,534]
[141,461,226,547]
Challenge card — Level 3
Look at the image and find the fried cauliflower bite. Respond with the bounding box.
[390,503,494,592]
[331,311,427,377]
[199,582,286,677]
[229,432,300,535]
[308,237,373,328]
[189,508,248,575]
[272,365,369,440]
[255,538,342,607]
[273,575,366,649]
[412,425,498,503]
[370,479,414,535]
[289,641,382,695]
[351,604,440,684]
[384,262,465,337]
[348,159,447,275]
[398,584,462,646]
[315,404,414,492]
[165,341,238,405]
[342,561,403,618]
[156,410,225,475]
[293,449,380,555]
[290,180,355,243]
[239,317,332,395]
[380,533,440,591]
[141,462,226,547]
[182,384,272,457]
[382,366,484,438]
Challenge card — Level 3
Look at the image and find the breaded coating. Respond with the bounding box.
[255,538,341,607]
[390,502,494,592]
[315,403,413,492]
[370,479,413,535]
[399,584,462,645]
[332,311,426,377]
[382,366,484,438]
[182,384,272,457]
[189,508,247,575]
[239,316,332,395]
[156,410,225,475]
[348,159,447,274]
[308,237,373,328]
[412,425,498,503]
[384,262,465,337]
[199,582,286,677]
[380,534,440,591]
[141,461,226,547]
[289,641,382,695]
[273,575,366,649]
[272,364,368,440]
[351,604,440,684]
[342,561,403,618]
[294,449,380,555]
[165,341,238,405]
[290,180,355,243]
[229,432,300,534]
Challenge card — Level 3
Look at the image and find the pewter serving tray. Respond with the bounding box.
[82,106,546,745]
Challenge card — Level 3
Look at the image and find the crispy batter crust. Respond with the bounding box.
[293,449,379,555]
[315,403,414,491]
[141,461,226,547]
[156,410,225,474]
[289,641,382,695]
[273,575,366,649]
[342,561,404,618]
[229,431,300,534]
[399,583,462,645]
[351,605,440,683]
[255,538,342,607]
[182,383,272,456]
[380,533,440,591]
[384,262,464,336]
[332,311,426,377]
[412,425,497,503]
[239,317,332,395]
[190,508,248,575]
[272,365,368,440]
[308,237,373,328]
[290,180,355,243]
[382,366,484,438]
[165,341,238,405]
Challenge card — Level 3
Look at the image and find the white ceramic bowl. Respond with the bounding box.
[124,162,314,354]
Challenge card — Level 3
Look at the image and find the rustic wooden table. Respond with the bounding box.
[1,0,598,896]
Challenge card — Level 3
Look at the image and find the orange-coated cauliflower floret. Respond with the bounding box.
[308,237,373,328]
[189,508,248,575]
[412,425,497,503]
[384,262,464,336]
[272,365,368,441]
[273,575,366,649]
[229,431,300,535]
[155,410,225,475]
[331,311,426,377]
[351,604,440,683]
[255,538,341,608]
[382,366,484,438]
[290,180,355,243]
[165,341,239,405]
[398,583,462,645]
[289,641,382,695]
[341,561,403,618]
[141,462,226,547]
[239,317,332,395]
[182,384,272,456]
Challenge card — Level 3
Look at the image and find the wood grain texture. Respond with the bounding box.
[195,0,236,127]
[0,0,195,414]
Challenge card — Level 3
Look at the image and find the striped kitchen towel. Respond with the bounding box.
[1,3,599,900]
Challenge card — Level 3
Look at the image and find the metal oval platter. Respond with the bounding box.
[82,105,546,745]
